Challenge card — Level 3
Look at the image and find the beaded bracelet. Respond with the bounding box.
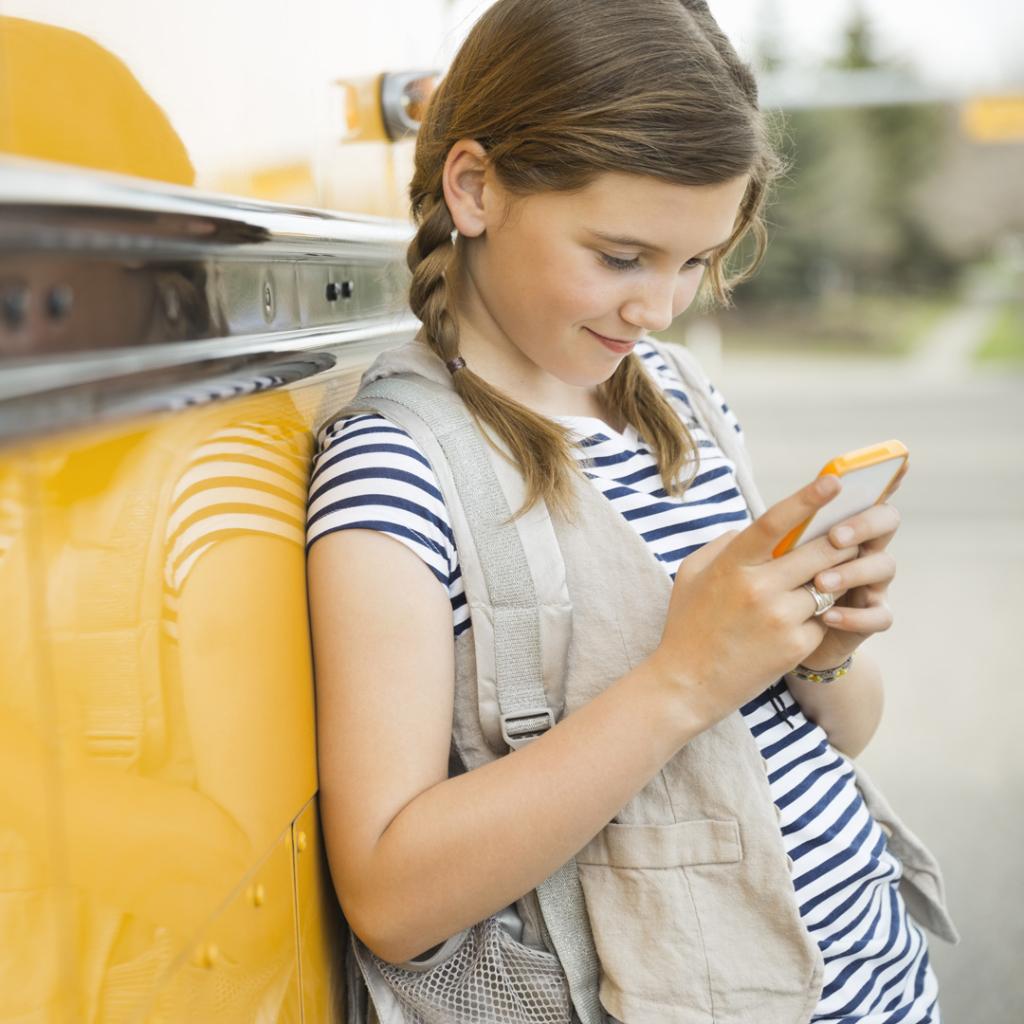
[787,653,854,684]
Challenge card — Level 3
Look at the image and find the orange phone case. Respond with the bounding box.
[772,439,909,558]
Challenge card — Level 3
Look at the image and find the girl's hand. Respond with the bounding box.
[799,463,908,671]
[650,474,859,727]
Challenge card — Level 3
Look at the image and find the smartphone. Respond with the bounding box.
[772,440,908,558]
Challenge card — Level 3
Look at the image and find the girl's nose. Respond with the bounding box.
[620,277,686,334]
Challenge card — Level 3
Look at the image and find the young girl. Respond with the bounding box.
[306,1,957,1021]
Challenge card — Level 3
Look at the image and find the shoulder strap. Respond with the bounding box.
[340,373,606,1024]
[352,375,567,750]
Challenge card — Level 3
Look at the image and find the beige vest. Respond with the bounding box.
[349,337,959,1024]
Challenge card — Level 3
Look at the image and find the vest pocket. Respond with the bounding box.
[576,819,741,1024]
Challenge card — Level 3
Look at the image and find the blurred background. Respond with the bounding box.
[669,5,1024,1022]
[675,5,1024,1022]
[672,0,1024,370]
[1,0,1021,1020]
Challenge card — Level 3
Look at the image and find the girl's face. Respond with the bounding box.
[450,167,750,411]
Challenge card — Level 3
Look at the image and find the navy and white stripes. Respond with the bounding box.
[742,686,939,1021]
[305,339,939,1022]
[306,412,471,634]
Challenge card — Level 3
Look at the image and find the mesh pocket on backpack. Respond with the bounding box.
[364,914,573,1024]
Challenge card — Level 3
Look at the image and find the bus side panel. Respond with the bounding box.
[0,361,363,1021]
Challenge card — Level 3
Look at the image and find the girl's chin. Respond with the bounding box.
[553,361,624,390]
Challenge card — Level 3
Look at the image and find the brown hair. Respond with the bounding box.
[408,0,781,518]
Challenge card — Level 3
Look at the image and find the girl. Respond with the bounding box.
[306,1,957,1021]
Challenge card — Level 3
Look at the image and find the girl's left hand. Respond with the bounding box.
[798,465,907,671]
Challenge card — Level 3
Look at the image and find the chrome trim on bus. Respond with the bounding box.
[0,159,414,357]
[0,157,413,250]
[0,315,420,403]
[0,159,419,439]
[0,324,416,444]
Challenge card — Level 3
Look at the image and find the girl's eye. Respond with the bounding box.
[599,252,712,272]
[599,252,640,271]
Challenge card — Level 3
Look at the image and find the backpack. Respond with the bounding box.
[331,339,758,1024]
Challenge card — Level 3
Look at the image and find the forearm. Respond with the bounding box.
[349,658,705,964]
[785,649,884,759]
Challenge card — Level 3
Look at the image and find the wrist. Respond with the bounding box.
[640,651,720,743]
[786,653,855,684]
[785,652,884,758]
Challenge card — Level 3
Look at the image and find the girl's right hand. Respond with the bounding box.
[650,474,858,727]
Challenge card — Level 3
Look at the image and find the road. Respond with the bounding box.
[717,349,1024,1024]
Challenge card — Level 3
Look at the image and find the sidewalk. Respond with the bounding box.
[905,271,1006,382]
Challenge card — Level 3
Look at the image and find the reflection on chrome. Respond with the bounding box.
[0,159,413,385]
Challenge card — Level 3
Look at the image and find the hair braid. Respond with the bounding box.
[407,189,585,521]
[407,193,460,366]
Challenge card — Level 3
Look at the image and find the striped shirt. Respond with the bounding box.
[305,339,940,1022]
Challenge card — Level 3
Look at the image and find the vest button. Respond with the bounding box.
[786,854,794,870]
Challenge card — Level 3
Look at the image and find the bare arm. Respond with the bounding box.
[310,529,700,964]
[309,476,855,964]
[785,650,884,759]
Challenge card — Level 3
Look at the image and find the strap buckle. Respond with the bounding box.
[500,707,555,751]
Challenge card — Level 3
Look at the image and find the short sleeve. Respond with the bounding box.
[305,413,470,636]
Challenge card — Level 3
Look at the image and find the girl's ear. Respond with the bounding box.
[441,139,491,239]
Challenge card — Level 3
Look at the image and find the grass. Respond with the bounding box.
[658,292,957,359]
[975,303,1024,363]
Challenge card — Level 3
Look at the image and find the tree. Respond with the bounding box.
[753,0,786,74]
[734,1,958,307]
[830,1,874,71]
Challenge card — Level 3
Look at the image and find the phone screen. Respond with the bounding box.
[796,458,904,548]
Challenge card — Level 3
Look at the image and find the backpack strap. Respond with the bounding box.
[351,375,571,751]
[342,373,606,1024]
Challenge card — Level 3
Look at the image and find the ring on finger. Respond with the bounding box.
[803,582,836,616]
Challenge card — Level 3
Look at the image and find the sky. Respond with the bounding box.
[445,0,1024,91]
[4,0,1020,177]
[713,0,1024,88]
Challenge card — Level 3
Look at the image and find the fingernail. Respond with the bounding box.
[820,571,841,589]
[832,526,854,545]
[817,475,840,498]
[823,610,841,623]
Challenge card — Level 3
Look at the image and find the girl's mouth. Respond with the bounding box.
[586,327,638,354]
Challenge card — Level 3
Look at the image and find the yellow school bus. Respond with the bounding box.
[0,7,444,1020]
